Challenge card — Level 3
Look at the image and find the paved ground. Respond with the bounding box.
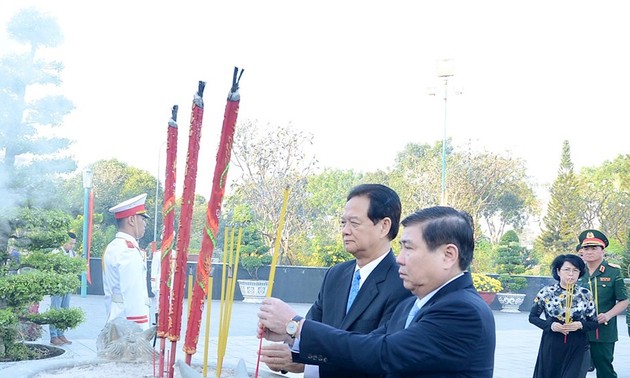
[1,294,629,377]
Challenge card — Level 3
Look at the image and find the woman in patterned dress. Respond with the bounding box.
[529,254,598,378]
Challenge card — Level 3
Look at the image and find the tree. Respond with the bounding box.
[300,169,363,266]
[53,159,161,256]
[0,207,84,360]
[536,141,585,265]
[228,120,318,265]
[0,8,76,252]
[579,155,630,257]
[389,141,538,243]
[495,230,528,292]
[0,8,75,202]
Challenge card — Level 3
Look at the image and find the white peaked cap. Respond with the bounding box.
[109,193,149,219]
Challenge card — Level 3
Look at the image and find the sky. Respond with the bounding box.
[1,1,629,200]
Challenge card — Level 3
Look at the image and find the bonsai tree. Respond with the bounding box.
[0,208,85,361]
[496,230,528,293]
[238,227,271,281]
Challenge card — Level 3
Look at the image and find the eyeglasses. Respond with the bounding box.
[560,268,580,274]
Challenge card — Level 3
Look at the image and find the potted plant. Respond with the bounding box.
[495,231,528,312]
[472,273,502,305]
[235,228,272,303]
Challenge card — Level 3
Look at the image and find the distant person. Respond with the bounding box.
[9,247,21,266]
[102,193,151,330]
[6,240,21,274]
[49,231,77,346]
[258,206,496,378]
[577,229,628,378]
[259,184,412,377]
[529,254,598,378]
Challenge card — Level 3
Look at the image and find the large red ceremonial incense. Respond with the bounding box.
[184,67,244,362]
[167,82,205,378]
[157,105,178,377]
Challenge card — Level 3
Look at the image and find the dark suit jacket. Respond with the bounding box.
[296,272,496,378]
[305,250,412,378]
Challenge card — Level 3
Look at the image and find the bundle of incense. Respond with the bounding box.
[564,282,574,344]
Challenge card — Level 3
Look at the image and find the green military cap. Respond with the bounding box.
[578,229,609,248]
[575,243,582,252]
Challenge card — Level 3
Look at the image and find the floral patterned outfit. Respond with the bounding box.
[529,283,598,378]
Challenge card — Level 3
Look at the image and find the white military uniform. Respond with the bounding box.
[103,231,150,330]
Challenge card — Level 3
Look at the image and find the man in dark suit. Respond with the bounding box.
[259,206,496,378]
[260,184,411,377]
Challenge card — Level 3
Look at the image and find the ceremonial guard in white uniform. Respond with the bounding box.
[102,193,151,330]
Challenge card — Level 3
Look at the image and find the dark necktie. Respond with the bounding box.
[346,269,361,314]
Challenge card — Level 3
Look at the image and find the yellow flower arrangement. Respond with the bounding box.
[472,273,503,293]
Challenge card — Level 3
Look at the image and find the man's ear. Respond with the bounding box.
[380,217,392,237]
[443,244,459,267]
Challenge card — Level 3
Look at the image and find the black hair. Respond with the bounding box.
[67,232,77,240]
[551,254,586,281]
[347,184,402,241]
[401,206,474,270]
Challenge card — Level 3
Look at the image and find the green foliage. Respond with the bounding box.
[306,234,351,267]
[579,155,630,252]
[471,236,496,273]
[0,309,18,339]
[497,274,528,293]
[496,230,528,292]
[388,141,538,243]
[624,229,630,278]
[10,207,73,250]
[22,251,85,275]
[536,141,585,258]
[1,342,50,362]
[0,270,79,306]
[230,226,271,280]
[23,307,84,331]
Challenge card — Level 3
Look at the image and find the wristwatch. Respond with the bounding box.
[285,315,304,338]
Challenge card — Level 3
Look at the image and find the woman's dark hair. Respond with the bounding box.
[551,254,586,281]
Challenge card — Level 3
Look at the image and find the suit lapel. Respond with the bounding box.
[407,272,473,327]
[340,251,396,329]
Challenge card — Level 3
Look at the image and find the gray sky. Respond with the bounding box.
[1,0,628,198]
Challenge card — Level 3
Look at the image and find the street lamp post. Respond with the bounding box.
[81,168,93,297]
[436,58,455,205]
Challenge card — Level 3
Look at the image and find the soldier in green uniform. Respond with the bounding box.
[577,229,628,378]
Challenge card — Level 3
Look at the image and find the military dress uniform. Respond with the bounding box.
[102,194,151,330]
[577,229,629,378]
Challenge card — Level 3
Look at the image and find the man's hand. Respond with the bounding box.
[260,343,305,373]
[597,312,610,324]
[258,297,298,338]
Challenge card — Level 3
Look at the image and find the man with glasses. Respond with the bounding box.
[102,193,152,330]
[577,229,628,378]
